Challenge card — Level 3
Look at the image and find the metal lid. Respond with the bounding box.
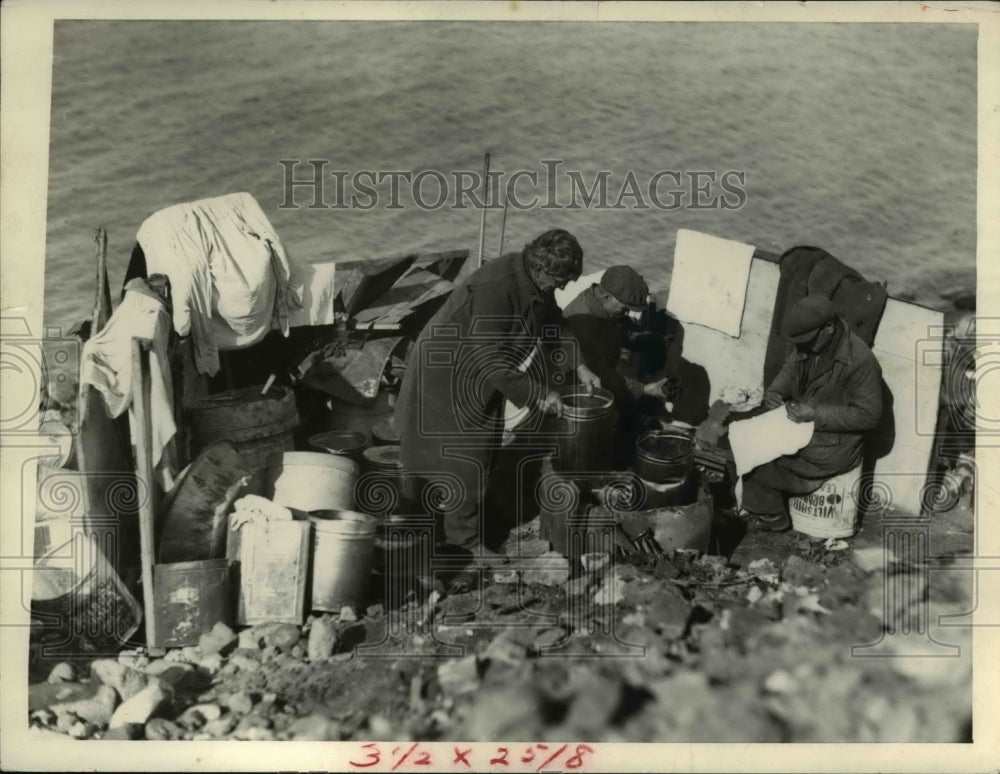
[372,417,400,444]
[309,430,370,456]
[362,444,403,471]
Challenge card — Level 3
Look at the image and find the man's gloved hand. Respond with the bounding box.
[576,364,602,396]
[538,390,565,418]
[786,401,817,423]
[763,391,784,410]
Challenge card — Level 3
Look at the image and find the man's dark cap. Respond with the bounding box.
[787,295,837,343]
[600,265,649,310]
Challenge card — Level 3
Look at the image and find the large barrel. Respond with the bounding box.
[547,386,618,477]
[188,386,299,487]
[265,451,358,512]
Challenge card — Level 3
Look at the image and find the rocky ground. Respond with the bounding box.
[28,494,974,745]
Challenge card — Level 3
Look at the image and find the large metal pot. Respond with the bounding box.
[547,386,617,477]
[634,426,694,485]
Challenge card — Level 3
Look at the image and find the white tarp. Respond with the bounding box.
[666,229,755,338]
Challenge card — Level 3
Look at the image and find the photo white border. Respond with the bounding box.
[2,1,998,771]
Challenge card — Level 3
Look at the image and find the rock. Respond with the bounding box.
[178,703,222,729]
[505,537,550,557]
[47,662,75,683]
[482,633,528,666]
[581,552,611,573]
[254,692,278,716]
[853,546,896,574]
[367,713,394,740]
[238,627,264,650]
[236,713,273,733]
[437,655,480,695]
[197,652,224,675]
[143,717,183,741]
[103,723,142,740]
[521,552,571,586]
[307,617,338,661]
[220,691,255,716]
[564,575,591,597]
[781,556,824,588]
[39,682,119,727]
[117,649,151,671]
[229,654,262,673]
[69,720,99,739]
[492,569,519,584]
[366,603,385,618]
[563,673,620,736]
[109,680,172,729]
[56,710,79,734]
[290,644,305,659]
[203,715,238,737]
[287,714,341,741]
[763,669,799,694]
[91,659,150,701]
[465,685,541,740]
[247,622,301,652]
[642,584,691,640]
[339,606,358,623]
[29,680,102,712]
[198,621,237,656]
[592,573,626,606]
[144,661,198,690]
[236,726,276,741]
[532,628,567,649]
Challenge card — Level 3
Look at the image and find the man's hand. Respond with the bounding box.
[763,391,784,410]
[538,390,565,418]
[642,378,669,398]
[786,401,817,423]
[576,364,601,396]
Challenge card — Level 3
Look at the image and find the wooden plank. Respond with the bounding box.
[668,257,780,403]
[130,339,160,651]
[871,298,944,515]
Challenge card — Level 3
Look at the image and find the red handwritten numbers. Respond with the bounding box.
[348,742,595,771]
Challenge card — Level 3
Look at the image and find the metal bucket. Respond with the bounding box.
[357,445,407,518]
[548,386,617,476]
[371,416,400,446]
[634,426,694,485]
[309,429,370,463]
[265,451,359,512]
[152,558,232,648]
[308,511,378,612]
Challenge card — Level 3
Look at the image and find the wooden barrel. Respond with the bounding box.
[188,385,299,486]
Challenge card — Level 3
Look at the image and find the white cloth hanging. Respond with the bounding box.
[80,278,178,488]
[136,191,299,376]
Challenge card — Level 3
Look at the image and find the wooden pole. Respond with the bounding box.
[93,228,112,330]
[477,152,490,267]
[131,339,161,652]
[495,189,509,259]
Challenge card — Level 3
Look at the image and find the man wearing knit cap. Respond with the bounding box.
[741,294,883,531]
[563,265,680,463]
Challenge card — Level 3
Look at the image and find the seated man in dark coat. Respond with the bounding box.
[396,229,601,559]
[563,266,679,464]
[742,295,883,531]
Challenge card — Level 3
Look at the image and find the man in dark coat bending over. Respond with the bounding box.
[396,229,601,559]
[562,266,679,464]
[742,295,883,532]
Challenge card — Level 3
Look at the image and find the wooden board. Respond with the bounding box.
[871,298,945,515]
[670,257,780,402]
